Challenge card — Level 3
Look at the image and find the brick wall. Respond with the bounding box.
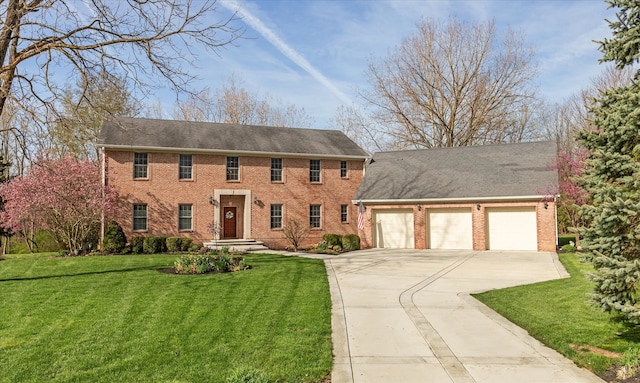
[105,150,364,249]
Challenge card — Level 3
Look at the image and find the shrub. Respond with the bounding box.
[188,244,200,252]
[225,367,270,383]
[174,253,250,274]
[180,238,193,251]
[282,219,308,251]
[143,236,167,254]
[131,236,144,254]
[323,233,341,247]
[341,234,360,251]
[102,221,127,253]
[166,237,182,253]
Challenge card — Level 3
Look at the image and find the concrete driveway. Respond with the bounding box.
[322,249,604,383]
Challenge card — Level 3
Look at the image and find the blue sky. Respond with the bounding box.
[158,0,616,128]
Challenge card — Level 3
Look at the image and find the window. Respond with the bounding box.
[178,204,192,231]
[341,204,348,223]
[310,204,321,228]
[310,159,321,183]
[133,152,148,179]
[179,154,192,180]
[271,158,283,182]
[270,204,283,229]
[132,204,147,231]
[340,161,348,178]
[226,156,239,181]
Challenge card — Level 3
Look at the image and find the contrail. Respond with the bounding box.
[220,0,353,105]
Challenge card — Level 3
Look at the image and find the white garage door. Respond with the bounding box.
[486,207,537,251]
[373,209,415,248]
[428,208,473,249]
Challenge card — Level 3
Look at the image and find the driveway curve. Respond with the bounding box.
[321,249,604,383]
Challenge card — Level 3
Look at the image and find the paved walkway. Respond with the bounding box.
[318,249,604,383]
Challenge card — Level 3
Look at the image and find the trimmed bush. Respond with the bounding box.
[166,237,182,253]
[323,234,341,247]
[180,238,193,251]
[143,236,167,254]
[102,221,127,253]
[341,234,360,251]
[174,253,250,274]
[131,236,144,254]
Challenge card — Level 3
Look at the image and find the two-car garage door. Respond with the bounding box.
[373,206,539,251]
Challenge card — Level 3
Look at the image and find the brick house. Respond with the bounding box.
[98,118,369,249]
[353,141,559,251]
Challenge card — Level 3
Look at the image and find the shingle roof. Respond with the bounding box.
[98,117,369,159]
[354,141,558,201]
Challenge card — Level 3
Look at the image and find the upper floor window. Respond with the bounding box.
[341,204,348,223]
[270,204,283,229]
[271,158,283,182]
[132,204,148,231]
[310,159,321,183]
[310,204,321,228]
[226,156,239,181]
[178,204,192,231]
[340,161,348,178]
[133,152,148,179]
[179,154,192,180]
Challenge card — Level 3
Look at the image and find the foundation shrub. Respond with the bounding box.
[341,234,360,251]
[130,236,144,254]
[102,221,127,253]
[166,237,182,253]
[323,234,342,248]
[143,236,167,254]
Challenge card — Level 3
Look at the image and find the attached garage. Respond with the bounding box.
[373,209,415,248]
[486,207,538,251]
[428,208,473,249]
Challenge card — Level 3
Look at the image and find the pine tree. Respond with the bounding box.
[577,0,640,322]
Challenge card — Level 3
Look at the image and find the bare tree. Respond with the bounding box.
[175,76,314,127]
[358,17,539,149]
[0,0,241,142]
[282,219,308,251]
[50,71,141,159]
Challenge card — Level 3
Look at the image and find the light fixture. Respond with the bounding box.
[476,204,481,211]
[209,196,213,204]
[254,196,258,205]
[417,204,422,211]
[544,201,548,209]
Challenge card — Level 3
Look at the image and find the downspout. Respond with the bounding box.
[100,148,106,251]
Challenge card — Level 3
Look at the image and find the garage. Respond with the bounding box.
[373,209,415,248]
[428,208,473,249]
[486,207,538,251]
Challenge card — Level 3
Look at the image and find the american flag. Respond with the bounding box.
[357,202,365,230]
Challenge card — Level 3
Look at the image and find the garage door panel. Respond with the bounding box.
[428,209,473,250]
[487,207,537,251]
[374,210,414,249]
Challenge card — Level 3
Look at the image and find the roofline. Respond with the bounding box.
[99,144,370,160]
[352,195,558,205]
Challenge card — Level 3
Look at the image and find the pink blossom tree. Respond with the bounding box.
[554,148,589,243]
[0,156,117,253]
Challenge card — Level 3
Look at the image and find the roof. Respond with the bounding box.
[354,141,558,202]
[97,117,369,159]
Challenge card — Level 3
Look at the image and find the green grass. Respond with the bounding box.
[0,253,332,383]
[474,252,640,373]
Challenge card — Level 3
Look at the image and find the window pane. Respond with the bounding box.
[341,204,348,223]
[227,156,239,181]
[271,158,282,182]
[178,204,192,230]
[179,154,192,180]
[310,160,321,183]
[340,161,348,178]
[310,204,321,228]
[270,204,282,229]
[133,204,147,231]
[134,153,148,179]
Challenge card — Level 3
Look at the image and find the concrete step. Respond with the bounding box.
[203,239,270,253]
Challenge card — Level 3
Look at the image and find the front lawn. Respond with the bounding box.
[474,252,640,373]
[0,253,332,383]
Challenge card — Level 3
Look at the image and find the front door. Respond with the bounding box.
[223,207,237,239]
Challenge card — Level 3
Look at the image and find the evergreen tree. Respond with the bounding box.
[577,0,640,322]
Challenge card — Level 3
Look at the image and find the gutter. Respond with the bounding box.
[97,144,370,161]
[352,195,559,205]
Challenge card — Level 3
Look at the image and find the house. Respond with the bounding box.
[353,141,558,251]
[98,117,369,249]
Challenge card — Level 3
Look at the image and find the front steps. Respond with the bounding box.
[203,239,270,253]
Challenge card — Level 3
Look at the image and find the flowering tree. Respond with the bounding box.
[554,148,589,241]
[0,156,116,253]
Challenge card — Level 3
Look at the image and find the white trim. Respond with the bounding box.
[352,195,557,205]
[214,189,252,239]
[99,144,369,160]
